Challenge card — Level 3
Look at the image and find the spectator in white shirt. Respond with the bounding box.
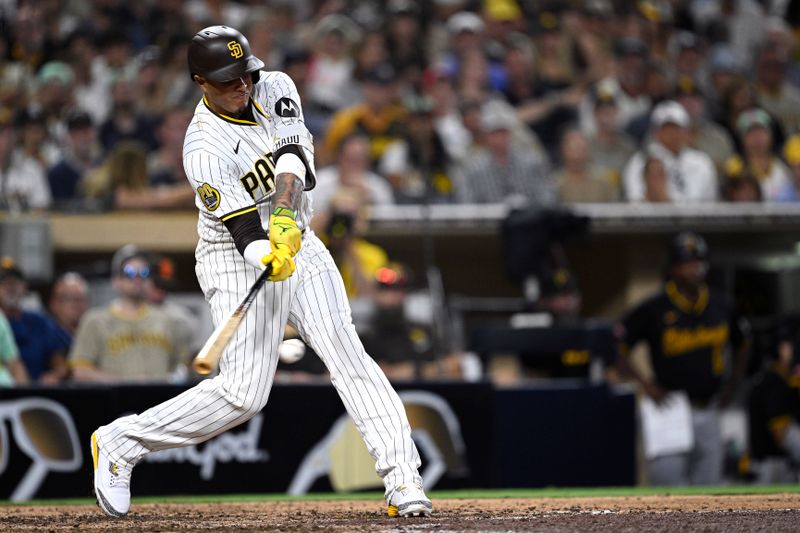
[622,101,718,202]
[0,117,51,212]
[312,134,394,217]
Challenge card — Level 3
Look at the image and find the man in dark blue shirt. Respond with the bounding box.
[0,257,68,383]
[47,110,100,209]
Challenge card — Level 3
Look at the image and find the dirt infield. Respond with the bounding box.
[2,494,800,532]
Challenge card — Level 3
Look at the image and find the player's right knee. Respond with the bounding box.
[219,387,258,413]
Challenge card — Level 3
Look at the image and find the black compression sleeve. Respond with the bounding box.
[223,210,268,256]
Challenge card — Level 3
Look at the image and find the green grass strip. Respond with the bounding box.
[4,484,800,507]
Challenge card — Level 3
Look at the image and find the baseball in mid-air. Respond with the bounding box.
[278,338,306,364]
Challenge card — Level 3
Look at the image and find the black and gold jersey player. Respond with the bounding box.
[617,231,749,485]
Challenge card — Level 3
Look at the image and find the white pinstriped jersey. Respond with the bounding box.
[183,71,315,263]
[93,59,424,509]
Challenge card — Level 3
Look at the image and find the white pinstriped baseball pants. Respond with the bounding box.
[96,231,422,492]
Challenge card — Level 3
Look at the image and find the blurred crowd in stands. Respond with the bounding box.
[2,0,800,485]
[3,0,800,211]
[0,249,193,385]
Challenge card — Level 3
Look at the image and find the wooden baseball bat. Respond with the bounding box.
[192,265,273,375]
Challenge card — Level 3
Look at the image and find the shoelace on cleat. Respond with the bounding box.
[107,462,131,489]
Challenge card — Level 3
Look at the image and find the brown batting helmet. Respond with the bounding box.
[187,25,264,82]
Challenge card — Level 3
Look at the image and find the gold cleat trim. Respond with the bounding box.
[91,432,98,471]
[387,505,399,517]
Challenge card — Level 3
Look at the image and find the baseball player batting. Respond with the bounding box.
[90,25,432,518]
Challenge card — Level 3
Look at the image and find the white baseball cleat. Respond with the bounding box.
[91,431,132,517]
[386,483,433,517]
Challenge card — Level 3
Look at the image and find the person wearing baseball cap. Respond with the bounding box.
[586,85,637,190]
[303,14,360,122]
[674,77,735,170]
[438,10,505,94]
[385,0,426,83]
[0,257,68,384]
[359,263,431,380]
[69,245,191,383]
[359,263,462,380]
[145,254,203,358]
[0,305,28,387]
[754,45,800,138]
[706,44,743,121]
[48,109,100,208]
[622,100,718,202]
[513,264,599,381]
[748,317,800,484]
[536,265,581,320]
[671,32,705,83]
[616,231,750,486]
[378,94,455,203]
[446,11,485,36]
[578,36,649,140]
[457,100,554,204]
[323,62,406,166]
[728,108,792,201]
[0,258,29,387]
[612,36,649,120]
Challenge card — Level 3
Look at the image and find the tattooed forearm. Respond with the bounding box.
[271,173,304,212]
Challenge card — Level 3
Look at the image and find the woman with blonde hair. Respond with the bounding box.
[83,141,194,210]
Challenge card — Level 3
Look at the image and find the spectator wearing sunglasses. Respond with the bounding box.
[69,245,191,383]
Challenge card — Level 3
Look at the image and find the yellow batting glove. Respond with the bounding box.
[270,207,302,256]
[261,247,296,282]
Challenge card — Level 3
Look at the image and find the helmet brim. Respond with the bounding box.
[203,55,265,82]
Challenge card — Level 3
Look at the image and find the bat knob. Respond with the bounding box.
[193,360,214,375]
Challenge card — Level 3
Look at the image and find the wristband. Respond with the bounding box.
[272,207,295,219]
[243,239,272,271]
[274,152,306,181]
